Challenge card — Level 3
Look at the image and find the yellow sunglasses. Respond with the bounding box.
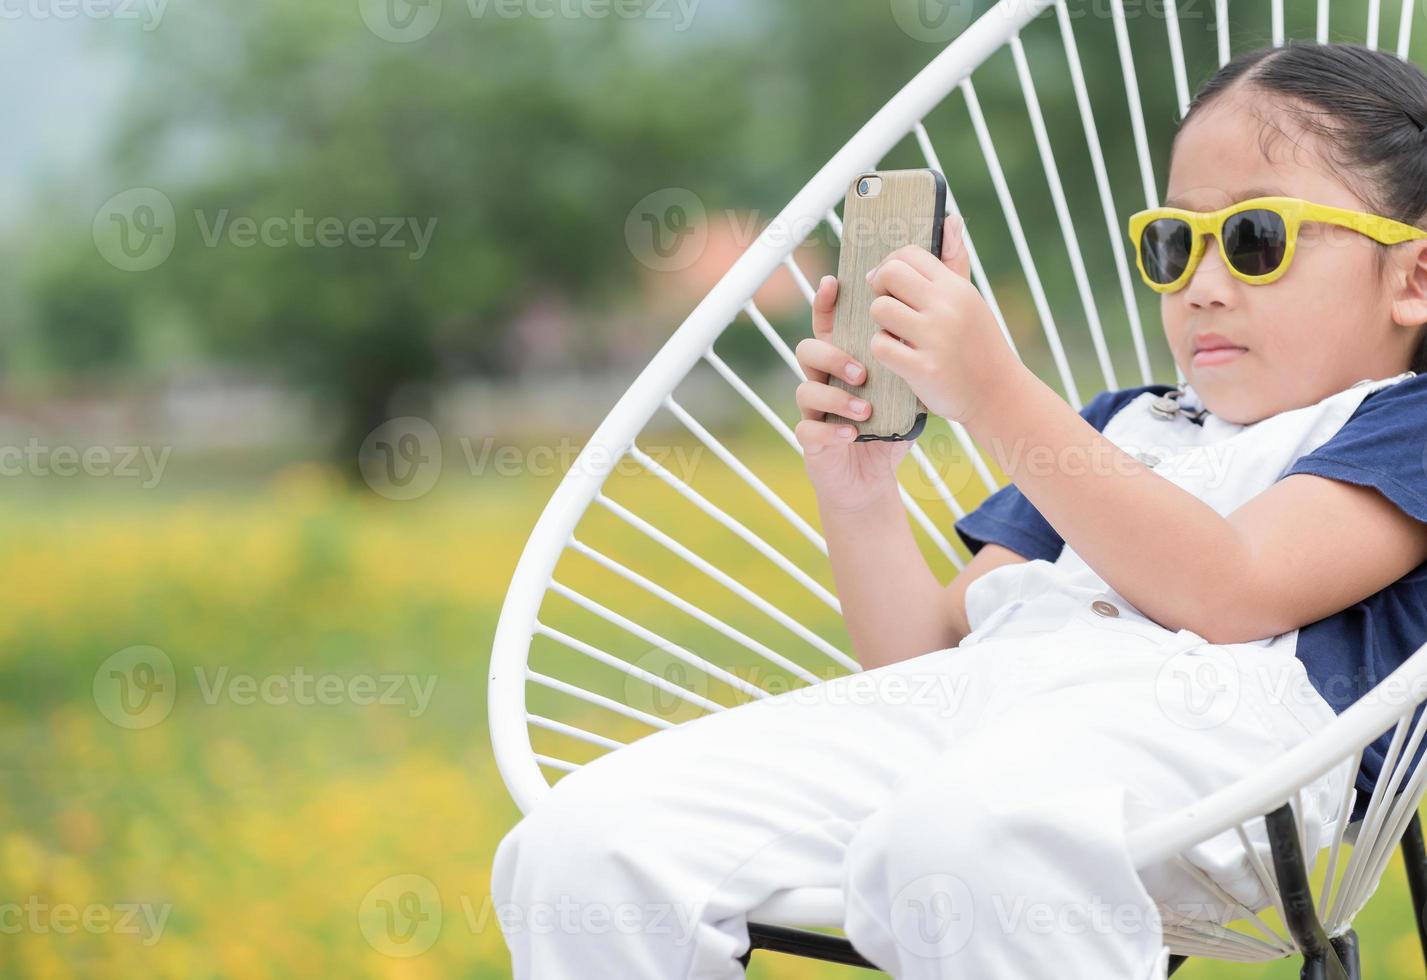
[1127,195,1427,293]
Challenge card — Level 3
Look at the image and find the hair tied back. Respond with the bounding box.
[1406,107,1427,139]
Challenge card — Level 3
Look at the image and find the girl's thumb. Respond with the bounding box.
[942,213,970,280]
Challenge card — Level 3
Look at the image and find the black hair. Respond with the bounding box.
[1176,41,1427,373]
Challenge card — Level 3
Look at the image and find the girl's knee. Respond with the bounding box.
[491,772,680,906]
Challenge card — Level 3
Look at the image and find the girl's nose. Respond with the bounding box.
[1182,235,1236,309]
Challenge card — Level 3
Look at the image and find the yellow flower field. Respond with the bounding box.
[1,436,1423,978]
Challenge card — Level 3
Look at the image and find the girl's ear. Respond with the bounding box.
[1390,240,1427,332]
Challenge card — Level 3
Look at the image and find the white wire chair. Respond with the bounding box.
[489,0,1427,974]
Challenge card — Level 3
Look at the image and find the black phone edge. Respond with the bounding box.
[855,168,946,444]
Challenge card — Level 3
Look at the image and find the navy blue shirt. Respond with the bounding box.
[954,377,1427,823]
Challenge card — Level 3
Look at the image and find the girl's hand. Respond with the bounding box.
[863,215,1026,428]
[794,275,913,513]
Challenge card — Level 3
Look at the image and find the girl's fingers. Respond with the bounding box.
[868,294,923,347]
[869,328,920,377]
[871,244,953,285]
[811,275,839,340]
[861,325,918,379]
[867,258,937,310]
[795,336,866,387]
[796,379,871,422]
[795,417,859,453]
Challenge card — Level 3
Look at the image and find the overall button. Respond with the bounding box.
[1134,452,1162,468]
[1091,599,1120,618]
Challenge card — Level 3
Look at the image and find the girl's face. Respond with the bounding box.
[1161,88,1427,424]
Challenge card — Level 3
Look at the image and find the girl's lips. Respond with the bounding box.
[1193,346,1248,367]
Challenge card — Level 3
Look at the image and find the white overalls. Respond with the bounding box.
[491,372,1412,980]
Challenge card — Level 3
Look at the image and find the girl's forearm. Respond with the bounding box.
[961,369,1247,633]
[817,482,961,671]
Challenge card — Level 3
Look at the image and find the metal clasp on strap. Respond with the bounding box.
[1149,385,1209,422]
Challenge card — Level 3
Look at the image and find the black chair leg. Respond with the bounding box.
[736,803,1419,977]
[1265,802,1350,980]
[739,923,879,971]
[1401,810,1427,977]
[738,922,1192,975]
[1330,929,1361,980]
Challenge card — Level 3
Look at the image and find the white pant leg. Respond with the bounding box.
[841,621,1352,979]
[490,642,1009,980]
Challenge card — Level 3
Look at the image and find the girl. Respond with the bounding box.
[492,41,1427,978]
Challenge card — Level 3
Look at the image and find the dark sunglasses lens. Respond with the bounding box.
[1142,219,1193,284]
[1223,209,1288,277]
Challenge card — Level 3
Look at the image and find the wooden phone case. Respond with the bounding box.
[825,169,947,441]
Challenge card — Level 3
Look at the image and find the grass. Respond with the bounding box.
[0,433,1422,978]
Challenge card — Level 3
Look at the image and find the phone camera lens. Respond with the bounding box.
[858,179,871,196]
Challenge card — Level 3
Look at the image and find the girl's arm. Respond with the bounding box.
[818,480,1028,671]
[860,224,1427,644]
[962,367,1427,642]
[794,267,1030,672]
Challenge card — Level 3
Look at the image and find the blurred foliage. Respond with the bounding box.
[8,0,1417,461]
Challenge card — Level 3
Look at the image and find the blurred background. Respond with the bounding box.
[3,0,1426,976]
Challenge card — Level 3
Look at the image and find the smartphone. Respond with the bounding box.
[825,168,947,441]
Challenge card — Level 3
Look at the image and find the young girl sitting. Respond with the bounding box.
[492,40,1427,979]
